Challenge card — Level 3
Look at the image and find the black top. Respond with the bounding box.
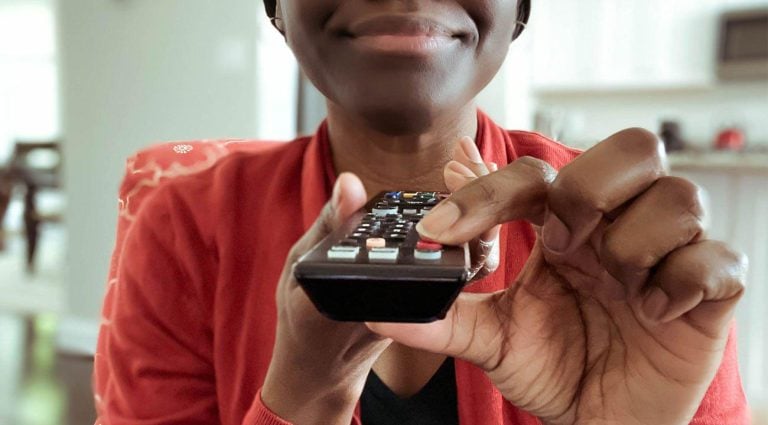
[360,357,459,425]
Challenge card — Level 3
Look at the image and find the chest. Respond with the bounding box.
[372,343,449,397]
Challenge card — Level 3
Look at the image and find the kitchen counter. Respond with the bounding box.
[668,151,768,173]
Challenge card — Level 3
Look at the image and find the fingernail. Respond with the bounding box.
[542,213,571,253]
[642,287,670,322]
[488,162,498,172]
[459,136,483,164]
[417,202,461,239]
[447,161,474,178]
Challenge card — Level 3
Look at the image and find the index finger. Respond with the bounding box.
[417,156,556,244]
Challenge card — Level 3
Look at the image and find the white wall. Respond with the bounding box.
[57,0,264,351]
[476,29,535,131]
[527,0,768,148]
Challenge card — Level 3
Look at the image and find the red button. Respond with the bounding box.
[416,240,442,251]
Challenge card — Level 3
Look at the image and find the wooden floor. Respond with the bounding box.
[0,224,95,425]
[0,314,95,425]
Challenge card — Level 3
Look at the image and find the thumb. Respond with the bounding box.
[290,172,367,259]
[418,157,556,245]
[366,292,504,370]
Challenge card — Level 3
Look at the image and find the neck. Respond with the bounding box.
[326,103,479,198]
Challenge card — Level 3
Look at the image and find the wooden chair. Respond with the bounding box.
[0,169,13,251]
[6,140,63,272]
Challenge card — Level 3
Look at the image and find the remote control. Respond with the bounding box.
[294,191,470,323]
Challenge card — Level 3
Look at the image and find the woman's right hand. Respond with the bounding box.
[261,173,392,425]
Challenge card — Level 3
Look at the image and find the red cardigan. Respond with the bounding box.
[94,112,748,424]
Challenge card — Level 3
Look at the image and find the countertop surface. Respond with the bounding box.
[667,151,768,173]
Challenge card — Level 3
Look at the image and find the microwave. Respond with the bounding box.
[718,8,768,81]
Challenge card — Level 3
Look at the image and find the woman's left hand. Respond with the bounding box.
[368,128,747,425]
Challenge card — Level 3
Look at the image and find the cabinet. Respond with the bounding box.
[529,0,724,92]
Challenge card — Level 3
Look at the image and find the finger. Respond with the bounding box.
[366,292,504,369]
[543,128,668,254]
[442,157,501,278]
[444,135,495,193]
[417,156,556,245]
[444,160,477,193]
[287,172,367,263]
[468,227,501,281]
[638,240,747,334]
[600,176,706,287]
[454,136,490,177]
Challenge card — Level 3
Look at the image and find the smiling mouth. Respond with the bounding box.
[339,15,468,55]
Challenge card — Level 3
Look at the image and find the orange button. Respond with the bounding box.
[366,238,386,249]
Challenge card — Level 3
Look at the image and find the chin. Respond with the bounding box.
[338,80,467,136]
[355,103,439,136]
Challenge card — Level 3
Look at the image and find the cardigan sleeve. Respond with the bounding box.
[94,182,300,425]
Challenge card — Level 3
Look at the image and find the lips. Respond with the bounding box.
[342,15,466,56]
[348,15,462,38]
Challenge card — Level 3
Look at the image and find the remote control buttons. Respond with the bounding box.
[415,250,442,260]
[373,206,399,217]
[366,238,386,249]
[327,245,360,260]
[403,208,419,215]
[385,234,407,242]
[416,240,442,250]
[368,247,399,262]
[415,240,443,261]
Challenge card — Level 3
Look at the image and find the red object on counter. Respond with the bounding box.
[715,128,746,151]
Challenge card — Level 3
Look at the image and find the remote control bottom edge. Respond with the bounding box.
[298,277,464,323]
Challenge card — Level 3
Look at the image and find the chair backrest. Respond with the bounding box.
[10,140,62,189]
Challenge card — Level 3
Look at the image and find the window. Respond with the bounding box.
[0,0,59,162]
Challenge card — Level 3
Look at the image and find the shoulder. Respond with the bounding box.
[120,137,311,222]
[115,136,312,263]
[505,130,582,171]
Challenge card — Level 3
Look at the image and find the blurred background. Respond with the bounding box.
[0,0,766,423]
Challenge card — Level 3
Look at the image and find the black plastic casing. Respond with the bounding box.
[294,194,470,323]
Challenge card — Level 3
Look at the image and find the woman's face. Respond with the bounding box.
[277,0,520,135]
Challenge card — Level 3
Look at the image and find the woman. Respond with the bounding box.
[94,1,749,424]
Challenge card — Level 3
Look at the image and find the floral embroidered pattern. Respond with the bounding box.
[118,142,231,222]
[172,144,194,154]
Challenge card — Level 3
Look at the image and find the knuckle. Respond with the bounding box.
[602,230,658,269]
[548,173,591,212]
[655,177,707,237]
[615,127,663,156]
[613,127,668,176]
[713,241,749,289]
[656,177,705,215]
[506,156,554,212]
[475,180,499,203]
[514,156,557,184]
